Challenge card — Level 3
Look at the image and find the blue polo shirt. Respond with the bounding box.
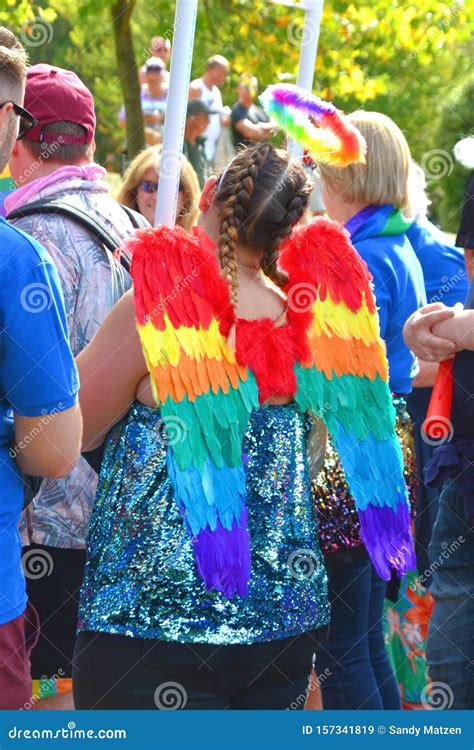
[0,216,79,626]
[407,218,469,307]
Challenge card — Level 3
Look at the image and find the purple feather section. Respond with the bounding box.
[268,83,336,120]
[358,500,416,580]
[193,507,251,599]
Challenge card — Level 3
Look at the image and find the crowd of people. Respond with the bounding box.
[0,23,472,713]
[118,37,276,187]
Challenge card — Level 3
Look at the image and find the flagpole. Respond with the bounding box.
[154,0,198,226]
[290,0,324,157]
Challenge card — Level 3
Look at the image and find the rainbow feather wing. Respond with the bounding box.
[130,225,259,598]
[280,218,415,580]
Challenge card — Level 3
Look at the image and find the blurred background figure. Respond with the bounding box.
[189,55,230,165]
[119,57,168,145]
[118,146,200,232]
[231,74,275,149]
[183,99,215,188]
[139,35,171,85]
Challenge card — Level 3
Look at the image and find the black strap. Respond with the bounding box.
[120,203,149,230]
[7,198,135,273]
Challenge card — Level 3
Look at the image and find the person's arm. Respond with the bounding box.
[2,241,82,476]
[234,118,274,142]
[77,290,149,451]
[412,360,439,388]
[432,308,474,352]
[14,406,82,478]
[403,303,457,362]
[188,80,201,100]
[118,103,126,127]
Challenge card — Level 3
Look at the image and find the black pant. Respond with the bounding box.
[73,628,326,710]
[24,545,86,679]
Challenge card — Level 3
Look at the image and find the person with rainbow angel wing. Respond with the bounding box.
[132,208,413,593]
[72,92,413,710]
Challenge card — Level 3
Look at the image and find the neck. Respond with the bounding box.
[17,159,90,185]
[147,83,164,96]
[185,126,197,145]
[236,244,261,271]
[202,72,214,88]
[326,199,368,225]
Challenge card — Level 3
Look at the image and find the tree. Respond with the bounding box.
[431,77,474,232]
[111,0,144,159]
[4,0,473,193]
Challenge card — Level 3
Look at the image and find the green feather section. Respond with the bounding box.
[294,364,396,441]
[160,371,259,471]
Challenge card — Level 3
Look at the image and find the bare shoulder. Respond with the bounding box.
[238,276,286,322]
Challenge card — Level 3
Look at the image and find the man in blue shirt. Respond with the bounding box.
[0,27,81,708]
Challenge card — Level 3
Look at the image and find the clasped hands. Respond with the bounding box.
[403,302,465,363]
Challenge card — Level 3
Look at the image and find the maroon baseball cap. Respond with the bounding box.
[24,64,96,145]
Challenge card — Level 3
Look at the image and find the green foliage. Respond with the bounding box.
[2,0,473,205]
[430,77,474,233]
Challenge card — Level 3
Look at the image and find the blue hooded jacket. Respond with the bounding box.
[347,205,426,395]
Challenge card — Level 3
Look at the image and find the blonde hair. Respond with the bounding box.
[319,111,413,211]
[117,146,200,232]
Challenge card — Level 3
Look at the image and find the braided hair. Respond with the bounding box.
[215,144,312,306]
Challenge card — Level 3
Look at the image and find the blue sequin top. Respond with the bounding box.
[78,401,329,645]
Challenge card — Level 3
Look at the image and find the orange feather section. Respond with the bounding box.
[307,331,388,381]
[148,350,248,403]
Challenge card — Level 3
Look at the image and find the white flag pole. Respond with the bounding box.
[154,0,198,227]
[267,0,324,156]
[291,0,324,157]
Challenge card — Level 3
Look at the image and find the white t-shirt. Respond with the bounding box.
[193,78,223,163]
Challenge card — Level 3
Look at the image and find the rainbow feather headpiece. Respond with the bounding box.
[259,84,366,167]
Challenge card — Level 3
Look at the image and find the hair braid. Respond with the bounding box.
[214,144,311,302]
[216,144,271,307]
[261,186,311,289]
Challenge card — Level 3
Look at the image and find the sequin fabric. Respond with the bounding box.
[78,401,329,644]
[313,397,418,556]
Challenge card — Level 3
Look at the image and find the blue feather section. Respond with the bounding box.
[334,426,408,512]
[167,451,246,536]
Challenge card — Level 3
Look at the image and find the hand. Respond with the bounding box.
[403,303,457,362]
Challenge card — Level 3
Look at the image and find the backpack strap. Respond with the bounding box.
[7,198,132,273]
[120,203,150,230]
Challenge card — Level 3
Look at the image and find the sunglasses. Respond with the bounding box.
[0,101,38,140]
[139,180,158,193]
[139,180,183,194]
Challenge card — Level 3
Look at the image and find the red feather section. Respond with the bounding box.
[129,225,235,335]
[236,319,298,404]
[279,217,375,315]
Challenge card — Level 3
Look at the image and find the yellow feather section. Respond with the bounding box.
[138,316,236,368]
[311,291,380,344]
